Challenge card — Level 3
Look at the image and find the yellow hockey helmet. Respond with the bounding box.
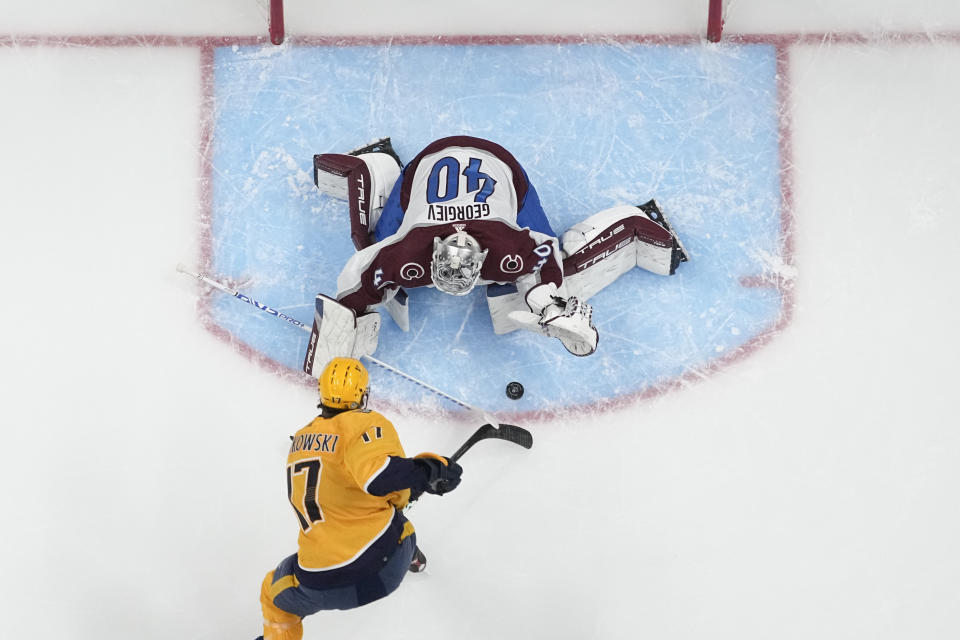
[318,357,369,410]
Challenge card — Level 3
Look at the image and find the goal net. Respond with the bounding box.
[264,0,728,45]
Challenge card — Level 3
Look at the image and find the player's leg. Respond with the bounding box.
[258,537,417,637]
[259,557,305,640]
[260,554,361,640]
[355,533,418,605]
[313,138,403,250]
[560,200,688,301]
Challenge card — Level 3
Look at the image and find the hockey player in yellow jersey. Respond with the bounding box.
[258,357,463,640]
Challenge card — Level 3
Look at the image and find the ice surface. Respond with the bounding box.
[2,3,960,640]
[207,41,785,413]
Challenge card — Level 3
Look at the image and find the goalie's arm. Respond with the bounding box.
[334,245,391,314]
[525,230,565,289]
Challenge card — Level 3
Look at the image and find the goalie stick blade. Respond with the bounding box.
[450,423,533,462]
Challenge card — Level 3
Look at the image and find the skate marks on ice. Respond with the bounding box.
[200,39,789,415]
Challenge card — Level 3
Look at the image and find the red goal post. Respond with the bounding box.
[269,0,285,45]
[707,0,725,42]
[266,0,724,45]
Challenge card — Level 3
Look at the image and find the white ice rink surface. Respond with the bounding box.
[2,2,960,639]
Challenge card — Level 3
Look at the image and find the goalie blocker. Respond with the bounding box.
[303,294,381,377]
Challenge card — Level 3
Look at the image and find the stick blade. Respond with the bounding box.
[449,422,533,462]
[494,423,533,449]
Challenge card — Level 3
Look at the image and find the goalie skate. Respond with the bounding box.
[347,136,403,167]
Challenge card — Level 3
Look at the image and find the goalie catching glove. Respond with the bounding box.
[508,282,599,356]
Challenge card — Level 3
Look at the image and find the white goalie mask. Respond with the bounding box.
[430,230,489,296]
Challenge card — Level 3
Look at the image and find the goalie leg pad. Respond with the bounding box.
[313,151,402,250]
[313,153,357,200]
[637,199,689,273]
[560,202,688,300]
[302,294,381,377]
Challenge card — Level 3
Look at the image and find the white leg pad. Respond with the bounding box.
[357,152,401,231]
[560,205,643,257]
[562,240,638,301]
[635,239,675,276]
[314,163,350,200]
[314,151,402,249]
[560,204,679,300]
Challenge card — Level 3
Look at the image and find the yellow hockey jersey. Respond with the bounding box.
[286,408,412,573]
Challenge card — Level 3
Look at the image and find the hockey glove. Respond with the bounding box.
[413,453,463,496]
[508,283,599,356]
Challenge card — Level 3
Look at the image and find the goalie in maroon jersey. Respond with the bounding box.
[303,135,688,376]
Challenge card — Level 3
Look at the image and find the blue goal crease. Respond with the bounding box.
[207,41,784,412]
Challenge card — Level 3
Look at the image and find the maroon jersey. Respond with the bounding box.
[335,136,563,313]
[335,219,562,313]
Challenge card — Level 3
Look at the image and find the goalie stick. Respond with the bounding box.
[176,264,502,425]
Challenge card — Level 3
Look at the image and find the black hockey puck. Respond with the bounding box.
[505,381,524,400]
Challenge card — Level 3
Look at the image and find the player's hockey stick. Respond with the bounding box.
[449,422,533,462]
[407,422,533,512]
[176,264,503,424]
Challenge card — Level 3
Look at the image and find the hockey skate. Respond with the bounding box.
[408,546,427,573]
[347,136,403,167]
[638,199,690,273]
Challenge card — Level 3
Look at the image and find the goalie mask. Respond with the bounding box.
[318,357,369,410]
[430,230,489,296]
